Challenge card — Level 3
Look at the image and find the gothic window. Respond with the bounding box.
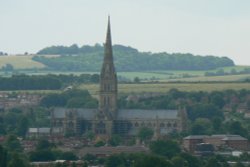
[58,121,63,127]
[96,121,106,134]
[69,112,73,119]
[68,121,74,128]
[167,123,171,128]
[135,122,139,127]
[147,123,152,127]
[107,97,110,106]
[173,122,177,128]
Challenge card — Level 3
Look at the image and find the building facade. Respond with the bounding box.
[51,18,187,138]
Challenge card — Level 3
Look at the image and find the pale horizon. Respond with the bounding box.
[0,0,250,65]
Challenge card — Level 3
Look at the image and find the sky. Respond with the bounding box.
[0,0,250,65]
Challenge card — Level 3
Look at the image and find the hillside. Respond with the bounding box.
[34,44,235,72]
[0,55,45,69]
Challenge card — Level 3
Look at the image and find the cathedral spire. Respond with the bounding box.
[104,16,113,63]
[99,16,117,119]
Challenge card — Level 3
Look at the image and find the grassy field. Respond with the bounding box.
[117,66,250,81]
[0,55,45,69]
[79,83,250,95]
[1,55,250,83]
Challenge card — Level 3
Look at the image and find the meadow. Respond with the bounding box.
[1,55,250,83]
[0,55,45,69]
[79,82,250,95]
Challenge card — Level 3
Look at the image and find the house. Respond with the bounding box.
[183,135,249,153]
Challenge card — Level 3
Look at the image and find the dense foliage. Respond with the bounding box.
[0,74,99,90]
[0,75,61,90]
[35,44,234,71]
[205,68,250,76]
[40,89,98,108]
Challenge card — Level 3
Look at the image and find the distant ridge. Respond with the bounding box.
[34,44,235,72]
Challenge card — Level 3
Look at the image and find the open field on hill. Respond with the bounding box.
[0,55,45,69]
[118,66,250,80]
[165,74,250,82]
[0,55,250,82]
[79,82,250,95]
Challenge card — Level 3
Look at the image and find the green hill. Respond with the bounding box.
[34,44,235,72]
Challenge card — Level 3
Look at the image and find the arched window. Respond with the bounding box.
[147,123,152,127]
[68,121,74,128]
[69,112,73,119]
[58,121,63,126]
[167,123,171,128]
[160,123,165,127]
[135,122,139,127]
[96,121,106,134]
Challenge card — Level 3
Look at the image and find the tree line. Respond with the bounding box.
[34,44,235,71]
[0,74,99,90]
[205,68,250,76]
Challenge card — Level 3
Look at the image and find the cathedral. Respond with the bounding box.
[51,18,187,138]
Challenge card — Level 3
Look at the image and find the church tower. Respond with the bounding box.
[99,16,118,119]
[94,17,117,136]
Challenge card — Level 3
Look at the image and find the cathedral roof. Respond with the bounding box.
[117,109,179,120]
[53,108,96,120]
[53,108,179,120]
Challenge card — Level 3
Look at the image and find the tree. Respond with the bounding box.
[36,139,54,150]
[205,157,222,167]
[137,127,154,142]
[212,117,222,132]
[83,154,97,165]
[4,135,23,152]
[228,121,248,137]
[105,154,125,167]
[94,140,105,147]
[90,74,100,83]
[171,156,188,167]
[191,118,212,135]
[134,77,140,83]
[179,153,201,167]
[149,140,181,158]
[16,116,29,137]
[40,94,67,107]
[2,64,14,72]
[60,152,78,160]
[0,145,7,167]
[8,153,29,167]
[29,150,56,162]
[133,154,173,167]
[108,135,122,146]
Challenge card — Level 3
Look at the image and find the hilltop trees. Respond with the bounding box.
[35,44,234,72]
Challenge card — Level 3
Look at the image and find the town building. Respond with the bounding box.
[51,17,187,138]
[183,135,249,153]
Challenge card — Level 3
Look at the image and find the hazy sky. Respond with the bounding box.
[0,0,250,65]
